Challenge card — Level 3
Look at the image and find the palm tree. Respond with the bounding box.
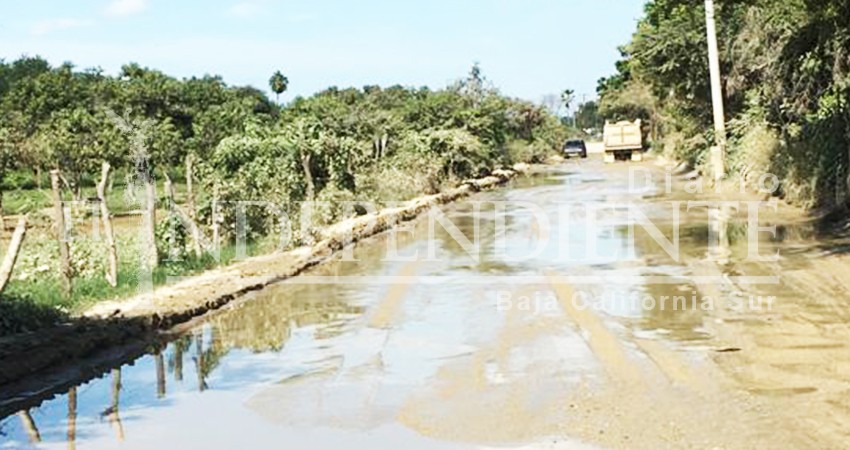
[561,89,575,112]
[561,89,576,126]
[269,71,289,104]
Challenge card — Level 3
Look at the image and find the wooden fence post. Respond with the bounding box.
[211,183,220,257]
[171,174,203,258]
[97,162,119,287]
[185,154,196,219]
[0,216,27,295]
[0,192,6,235]
[163,172,205,259]
[50,170,72,296]
[163,175,177,261]
[164,174,174,205]
[188,213,203,259]
[144,173,158,268]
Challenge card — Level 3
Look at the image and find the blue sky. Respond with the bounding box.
[0,0,644,103]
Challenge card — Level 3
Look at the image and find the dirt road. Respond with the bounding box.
[2,157,850,449]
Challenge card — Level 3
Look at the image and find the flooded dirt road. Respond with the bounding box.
[3,159,850,449]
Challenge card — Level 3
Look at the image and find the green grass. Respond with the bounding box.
[2,173,189,217]
[0,240,266,327]
[0,169,258,337]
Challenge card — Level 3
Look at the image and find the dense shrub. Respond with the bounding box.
[599,0,850,209]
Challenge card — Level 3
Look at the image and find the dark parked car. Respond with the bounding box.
[563,139,587,158]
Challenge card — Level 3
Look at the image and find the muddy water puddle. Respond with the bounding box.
[3,160,849,449]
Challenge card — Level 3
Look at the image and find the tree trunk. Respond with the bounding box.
[211,184,220,257]
[162,174,186,261]
[380,133,388,158]
[50,170,72,297]
[166,193,204,259]
[97,163,119,287]
[73,177,83,203]
[144,174,158,268]
[301,151,315,201]
[0,216,27,295]
[0,188,6,234]
[164,174,174,203]
[185,154,196,219]
[189,217,203,259]
[844,122,850,207]
[170,159,206,256]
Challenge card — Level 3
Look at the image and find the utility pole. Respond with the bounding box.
[705,0,726,181]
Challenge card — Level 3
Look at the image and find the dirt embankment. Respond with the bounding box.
[0,167,523,404]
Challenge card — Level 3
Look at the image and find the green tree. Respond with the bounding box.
[575,101,602,132]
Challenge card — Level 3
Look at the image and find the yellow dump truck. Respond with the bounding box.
[603,119,644,163]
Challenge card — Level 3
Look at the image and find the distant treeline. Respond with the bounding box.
[0,58,566,227]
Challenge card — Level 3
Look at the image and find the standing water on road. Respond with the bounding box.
[2,160,848,449]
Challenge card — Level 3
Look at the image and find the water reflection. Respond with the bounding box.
[154,351,165,399]
[0,177,556,448]
[707,203,732,264]
[103,369,124,442]
[17,410,40,443]
[0,291,370,448]
[66,387,76,450]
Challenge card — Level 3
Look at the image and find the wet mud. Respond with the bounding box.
[2,157,850,449]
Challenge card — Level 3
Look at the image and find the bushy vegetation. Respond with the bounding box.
[0,58,564,331]
[598,0,850,209]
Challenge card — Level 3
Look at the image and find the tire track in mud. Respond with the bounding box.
[544,268,792,449]
[396,285,588,444]
[368,261,424,329]
[703,252,850,447]
[545,269,718,395]
[394,162,792,449]
[544,271,645,388]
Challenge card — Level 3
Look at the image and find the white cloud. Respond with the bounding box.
[228,2,261,18]
[30,18,93,36]
[104,0,148,17]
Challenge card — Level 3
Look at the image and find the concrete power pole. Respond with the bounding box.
[705,0,726,181]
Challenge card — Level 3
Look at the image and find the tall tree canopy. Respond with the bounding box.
[599,0,850,208]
